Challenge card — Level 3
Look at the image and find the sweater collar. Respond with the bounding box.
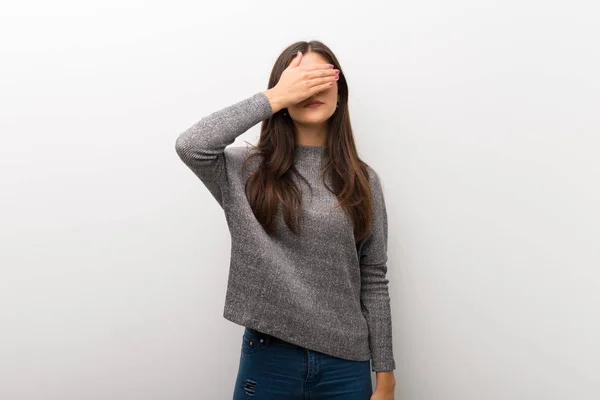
[293,144,326,176]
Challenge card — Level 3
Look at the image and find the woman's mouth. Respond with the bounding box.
[304,102,324,108]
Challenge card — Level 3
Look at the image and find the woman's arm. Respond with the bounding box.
[175,91,273,207]
[359,167,397,375]
[175,53,336,208]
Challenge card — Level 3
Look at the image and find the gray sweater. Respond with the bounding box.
[175,91,395,372]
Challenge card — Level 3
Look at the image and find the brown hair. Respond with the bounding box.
[242,40,375,243]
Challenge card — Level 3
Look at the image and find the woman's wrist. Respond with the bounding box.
[263,88,285,114]
[375,370,396,390]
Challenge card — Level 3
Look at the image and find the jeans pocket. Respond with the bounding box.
[241,327,268,355]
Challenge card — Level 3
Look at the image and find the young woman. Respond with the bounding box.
[175,40,396,400]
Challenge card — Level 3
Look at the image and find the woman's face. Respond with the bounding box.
[287,51,340,126]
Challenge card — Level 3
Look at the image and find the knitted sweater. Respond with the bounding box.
[175,91,395,372]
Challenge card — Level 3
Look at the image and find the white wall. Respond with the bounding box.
[1,1,598,399]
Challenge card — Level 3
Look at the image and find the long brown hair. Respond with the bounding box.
[242,40,374,243]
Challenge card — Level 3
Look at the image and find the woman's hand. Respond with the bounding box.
[371,387,395,400]
[264,51,339,113]
[371,371,396,400]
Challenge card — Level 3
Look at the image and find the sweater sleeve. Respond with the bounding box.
[174,91,273,208]
[359,167,396,372]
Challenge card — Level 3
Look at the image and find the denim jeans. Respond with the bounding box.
[233,327,373,399]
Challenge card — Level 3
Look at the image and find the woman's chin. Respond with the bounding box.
[294,111,332,125]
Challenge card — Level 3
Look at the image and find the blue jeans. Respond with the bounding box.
[233,327,373,399]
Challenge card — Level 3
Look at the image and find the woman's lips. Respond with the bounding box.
[305,102,323,108]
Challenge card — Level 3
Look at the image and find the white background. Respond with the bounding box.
[1,1,599,399]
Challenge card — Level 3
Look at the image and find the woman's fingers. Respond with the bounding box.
[310,81,335,94]
[306,71,339,88]
[303,65,339,88]
[306,76,336,88]
[288,51,303,69]
[300,63,334,72]
[305,68,339,79]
